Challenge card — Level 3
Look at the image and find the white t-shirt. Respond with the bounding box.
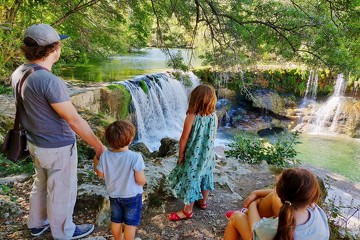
[253,204,330,240]
[97,150,145,198]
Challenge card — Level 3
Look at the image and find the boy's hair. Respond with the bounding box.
[187,84,217,115]
[105,120,136,149]
[274,168,320,240]
[21,37,60,61]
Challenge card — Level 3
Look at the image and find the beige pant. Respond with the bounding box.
[27,142,78,239]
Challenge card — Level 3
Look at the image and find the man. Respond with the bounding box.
[11,24,107,239]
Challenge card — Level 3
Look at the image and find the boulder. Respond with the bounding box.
[251,89,286,116]
[130,142,151,158]
[158,138,179,157]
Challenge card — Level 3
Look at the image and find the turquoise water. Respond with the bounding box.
[58,48,202,82]
[216,128,360,183]
[295,133,360,183]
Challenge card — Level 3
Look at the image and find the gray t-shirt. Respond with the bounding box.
[11,63,75,148]
[253,204,330,240]
[97,150,145,198]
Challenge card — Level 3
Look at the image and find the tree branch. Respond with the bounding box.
[52,0,101,26]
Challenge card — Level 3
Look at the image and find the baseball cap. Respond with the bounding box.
[24,24,69,46]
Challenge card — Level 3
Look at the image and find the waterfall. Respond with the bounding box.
[313,74,346,134]
[300,70,318,107]
[120,72,199,151]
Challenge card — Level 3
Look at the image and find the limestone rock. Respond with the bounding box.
[0,194,22,219]
[158,138,179,157]
[130,142,151,158]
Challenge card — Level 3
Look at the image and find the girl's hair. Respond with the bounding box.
[273,168,320,240]
[21,37,60,61]
[105,120,136,149]
[187,84,217,115]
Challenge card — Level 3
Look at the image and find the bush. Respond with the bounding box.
[0,154,34,177]
[225,131,301,167]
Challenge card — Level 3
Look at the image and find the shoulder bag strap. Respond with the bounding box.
[14,66,49,130]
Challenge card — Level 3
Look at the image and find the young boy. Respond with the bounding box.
[94,120,146,240]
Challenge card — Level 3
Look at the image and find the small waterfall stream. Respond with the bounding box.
[313,74,347,133]
[300,70,318,107]
[120,72,199,151]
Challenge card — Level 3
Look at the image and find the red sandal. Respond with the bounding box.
[168,210,193,221]
[195,200,207,210]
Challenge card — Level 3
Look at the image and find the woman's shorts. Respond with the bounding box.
[109,194,142,226]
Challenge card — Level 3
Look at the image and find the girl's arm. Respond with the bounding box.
[135,170,147,186]
[243,189,274,208]
[93,155,104,178]
[178,114,196,165]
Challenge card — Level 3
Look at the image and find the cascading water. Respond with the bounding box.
[120,72,199,151]
[313,73,346,133]
[300,70,318,107]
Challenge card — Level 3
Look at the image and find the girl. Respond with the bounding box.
[224,168,330,240]
[167,84,218,221]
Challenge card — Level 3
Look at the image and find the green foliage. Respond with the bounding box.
[225,131,301,167]
[171,71,192,87]
[77,141,95,161]
[0,85,12,94]
[0,184,18,202]
[0,153,34,177]
[167,51,189,72]
[139,80,149,94]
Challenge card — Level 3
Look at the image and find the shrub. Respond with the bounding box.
[0,153,34,177]
[225,131,301,167]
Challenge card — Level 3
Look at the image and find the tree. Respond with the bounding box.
[0,0,153,79]
[0,0,359,80]
[150,0,360,75]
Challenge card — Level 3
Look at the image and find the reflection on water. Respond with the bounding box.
[59,48,202,82]
[216,127,360,183]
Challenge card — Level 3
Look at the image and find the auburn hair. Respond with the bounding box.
[105,120,136,149]
[21,37,60,61]
[273,168,320,240]
[186,84,217,116]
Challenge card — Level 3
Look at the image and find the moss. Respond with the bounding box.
[104,84,132,119]
[117,85,132,119]
[139,80,149,94]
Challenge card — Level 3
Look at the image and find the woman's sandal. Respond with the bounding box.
[168,210,193,221]
[195,200,207,210]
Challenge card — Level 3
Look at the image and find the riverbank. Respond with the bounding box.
[1,147,359,239]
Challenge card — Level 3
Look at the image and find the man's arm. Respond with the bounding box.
[51,101,106,158]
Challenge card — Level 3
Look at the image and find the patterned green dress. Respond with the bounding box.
[168,113,216,205]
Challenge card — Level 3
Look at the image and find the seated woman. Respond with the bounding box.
[224,168,330,240]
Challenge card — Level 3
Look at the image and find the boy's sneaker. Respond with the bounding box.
[71,224,94,239]
[30,224,50,236]
[225,208,248,219]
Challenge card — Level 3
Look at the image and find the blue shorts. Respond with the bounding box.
[109,194,142,226]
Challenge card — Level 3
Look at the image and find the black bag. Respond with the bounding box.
[1,66,45,162]
[2,129,29,161]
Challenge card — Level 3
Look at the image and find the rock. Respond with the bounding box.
[251,89,286,116]
[130,142,151,158]
[0,174,30,185]
[0,195,22,219]
[158,138,179,157]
